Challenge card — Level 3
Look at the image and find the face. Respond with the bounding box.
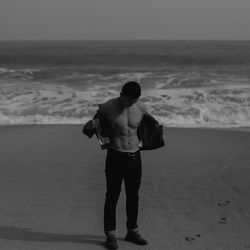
[120,95,139,107]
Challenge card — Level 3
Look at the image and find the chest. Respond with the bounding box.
[107,106,143,129]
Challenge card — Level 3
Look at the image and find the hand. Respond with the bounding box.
[156,124,164,136]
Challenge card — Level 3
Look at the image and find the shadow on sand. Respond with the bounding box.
[0,226,114,248]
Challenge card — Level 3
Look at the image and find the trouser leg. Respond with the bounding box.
[124,152,142,231]
[104,151,124,235]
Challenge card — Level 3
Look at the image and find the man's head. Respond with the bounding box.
[120,81,141,107]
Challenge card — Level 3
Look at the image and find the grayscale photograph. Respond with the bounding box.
[0,0,250,249]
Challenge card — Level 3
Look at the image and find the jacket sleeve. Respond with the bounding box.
[137,113,165,150]
[82,105,110,138]
[143,112,160,124]
[82,112,99,138]
[97,104,111,137]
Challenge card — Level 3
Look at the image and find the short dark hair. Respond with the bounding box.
[121,81,141,98]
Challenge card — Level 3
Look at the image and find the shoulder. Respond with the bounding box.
[98,98,117,114]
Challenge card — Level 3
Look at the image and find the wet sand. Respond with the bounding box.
[0,125,250,250]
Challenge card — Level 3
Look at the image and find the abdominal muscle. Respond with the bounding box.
[110,131,140,152]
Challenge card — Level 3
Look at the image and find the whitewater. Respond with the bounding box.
[1,69,250,127]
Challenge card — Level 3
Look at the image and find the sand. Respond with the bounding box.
[0,125,250,250]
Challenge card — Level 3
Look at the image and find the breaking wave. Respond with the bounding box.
[1,72,250,127]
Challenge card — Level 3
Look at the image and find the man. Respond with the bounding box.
[83,81,164,249]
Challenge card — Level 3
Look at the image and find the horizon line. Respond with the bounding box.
[1,38,250,42]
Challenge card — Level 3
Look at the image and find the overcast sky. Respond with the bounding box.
[0,0,250,40]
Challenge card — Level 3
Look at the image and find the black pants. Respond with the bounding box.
[104,148,142,234]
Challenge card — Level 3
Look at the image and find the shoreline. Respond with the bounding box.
[1,123,250,132]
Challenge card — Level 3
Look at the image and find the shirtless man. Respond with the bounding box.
[84,81,163,249]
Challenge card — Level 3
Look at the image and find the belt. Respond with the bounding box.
[108,148,140,158]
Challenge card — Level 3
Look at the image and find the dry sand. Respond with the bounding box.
[0,125,250,250]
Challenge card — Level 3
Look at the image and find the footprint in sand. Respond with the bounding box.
[217,200,231,207]
[185,234,201,242]
[185,236,195,242]
[218,217,227,224]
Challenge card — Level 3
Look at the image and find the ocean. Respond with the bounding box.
[0,40,250,127]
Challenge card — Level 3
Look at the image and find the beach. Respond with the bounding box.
[0,125,250,250]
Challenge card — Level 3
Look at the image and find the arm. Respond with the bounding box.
[82,112,99,138]
[82,104,110,138]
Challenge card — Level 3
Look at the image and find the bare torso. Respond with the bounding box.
[101,97,144,152]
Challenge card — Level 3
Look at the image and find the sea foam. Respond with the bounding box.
[1,74,250,127]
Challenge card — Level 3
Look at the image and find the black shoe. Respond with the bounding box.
[106,234,119,250]
[125,231,148,245]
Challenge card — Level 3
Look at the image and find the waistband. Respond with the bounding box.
[108,147,140,157]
